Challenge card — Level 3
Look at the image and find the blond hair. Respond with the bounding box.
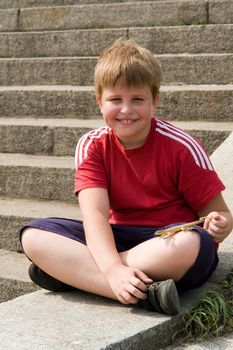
[94,39,162,99]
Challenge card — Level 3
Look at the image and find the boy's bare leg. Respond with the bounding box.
[21,228,200,300]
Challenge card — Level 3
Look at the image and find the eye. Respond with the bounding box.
[108,98,121,103]
[133,97,144,102]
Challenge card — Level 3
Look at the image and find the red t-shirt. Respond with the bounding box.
[75,118,225,227]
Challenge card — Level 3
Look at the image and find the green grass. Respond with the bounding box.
[173,268,233,344]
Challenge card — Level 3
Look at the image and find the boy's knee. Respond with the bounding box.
[21,227,43,259]
[174,231,201,265]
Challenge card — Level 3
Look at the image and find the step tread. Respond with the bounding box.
[0,152,74,168]
[1,52,233,60]
[1,84,233,91]
[0,118,233,131]
[0,196,80,219]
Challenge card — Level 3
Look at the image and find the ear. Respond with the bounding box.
[153,94,160,112]
[154,94,160,107]
[96,95,102,107]
[96,95,103,114]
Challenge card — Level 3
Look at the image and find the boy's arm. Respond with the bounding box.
[78,187,152,304]
[197,193,233,243]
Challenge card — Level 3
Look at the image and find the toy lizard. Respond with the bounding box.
[156,216,212,239]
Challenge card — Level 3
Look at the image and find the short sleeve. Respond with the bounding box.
[74,133,108,195]
[178,147,225,212]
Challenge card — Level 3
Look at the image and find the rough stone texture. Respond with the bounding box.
[1,54,233,86]
[159,85,233,121]
[1,85,233,121]
[0,0,167,9]
[1,25,233,58]
[159,53,233,85]
[0,29,127,58]
[0,239,232,349]
[0,9,18,32]
[0,154,75,202]
[19,1,207,31]
[129,25,233,54]
[0,119,231,156]
[0,198,81,250]
[211,132,233,213]
[0,278,38,303]
[0,57,96,86]
[209,0,233,24]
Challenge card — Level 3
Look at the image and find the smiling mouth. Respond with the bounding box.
[117,119,137,125]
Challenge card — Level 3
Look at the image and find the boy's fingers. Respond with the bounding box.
[135,269,153,284]
[130,276,148,292]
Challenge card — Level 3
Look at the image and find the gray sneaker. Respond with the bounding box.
[140,279,180,315]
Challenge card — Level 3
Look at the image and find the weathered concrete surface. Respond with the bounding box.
[0,9,18,32]
[0,84,233,120]
[1,54,233,86]
[129,24,233,54]
[209,0,233,24]
[0,249,38,302]
[0,25,233,58]
[0,242,232,349]
[0,0,170,9]
[19,1,207,31]
[0,197,81,251]
[0,118,231,156]
[0,153,75,202]
[0,29,127,58]
[211,132,233,214]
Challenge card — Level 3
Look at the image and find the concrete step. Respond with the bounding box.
[1,1,232,33]
[0,241,232,349]
[17,1,207,32]
[0,196,81,251]
[0,84,233,121]
[0,118,232,156]
[0,153,75,203]
[0,249,38,303]
[0,0,171,9]
[1,53,233,86]
[0,25,232,58]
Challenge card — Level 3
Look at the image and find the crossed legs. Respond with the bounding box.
[21,227,200,301]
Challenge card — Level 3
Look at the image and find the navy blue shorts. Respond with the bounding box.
[20,217,218,292]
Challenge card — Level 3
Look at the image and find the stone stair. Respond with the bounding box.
[0,0,232,348]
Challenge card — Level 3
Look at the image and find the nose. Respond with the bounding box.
[120,102,132,115]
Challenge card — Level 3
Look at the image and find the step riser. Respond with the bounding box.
[18,1,207,32]
[0,9,18,32]
[1,89,233,121]
[0,216,26,251]
[0,278,38,303]
[1,25,233,58]
[209,0,233,24]
[129,25,233,55]
[1,55,233,86]
[0,166,75,203]
[0,1,232,31]
[0,124,230,157]
[0,124,89,156]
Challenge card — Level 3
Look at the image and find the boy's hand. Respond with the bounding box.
[204,211,230,243]
[105,264,153,305]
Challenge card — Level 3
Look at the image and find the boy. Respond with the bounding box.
[20,39,233,315]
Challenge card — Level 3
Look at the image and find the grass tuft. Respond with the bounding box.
[173,268,233,344]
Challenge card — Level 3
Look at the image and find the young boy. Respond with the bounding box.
[20,39,233,315]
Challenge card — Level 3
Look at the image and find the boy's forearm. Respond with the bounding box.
[83,213,122,275]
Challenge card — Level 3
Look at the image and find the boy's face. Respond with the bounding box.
[96,81,159,149]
